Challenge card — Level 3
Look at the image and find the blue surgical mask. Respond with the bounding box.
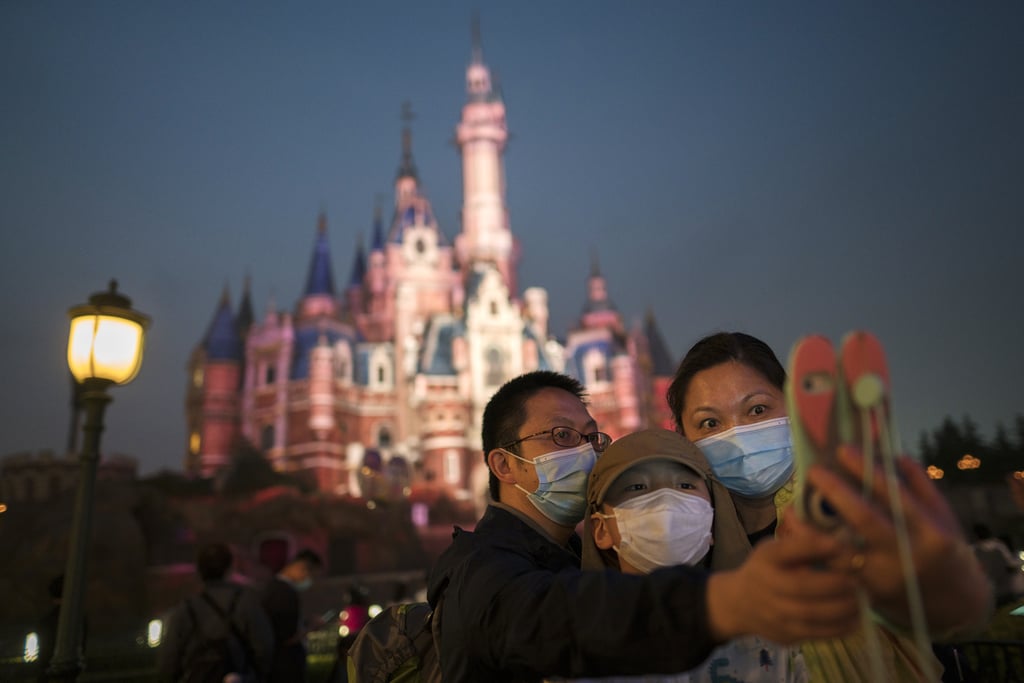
[695,417,794,498]
[506,442,597,526]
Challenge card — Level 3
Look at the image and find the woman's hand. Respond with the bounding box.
[806,447,993,636]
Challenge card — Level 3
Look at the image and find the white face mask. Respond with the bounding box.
[598,488,714,573]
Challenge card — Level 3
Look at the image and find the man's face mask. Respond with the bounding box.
[598,488,713,573]
[505,442,597,526]
[694,417,794,498]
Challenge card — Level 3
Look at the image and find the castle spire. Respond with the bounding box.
[348,233,367,286]
[644,308,676,376]
[396,101,418,181]
[371,199,385,251]
[203,284,243,361]
[237,272,254,336]
[304,210,336,296]
[471,10,483,64]
[454,15,517,293]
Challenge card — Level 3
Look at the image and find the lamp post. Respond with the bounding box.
[47,280,149,682]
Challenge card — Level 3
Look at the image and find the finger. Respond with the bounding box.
[806,463,894,545]
[763,525,850,566]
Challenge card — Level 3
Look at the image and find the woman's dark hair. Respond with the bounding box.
[666,332,786,432]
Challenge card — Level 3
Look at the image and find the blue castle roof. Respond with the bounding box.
[203,290,243,361]
[304,215,336,296]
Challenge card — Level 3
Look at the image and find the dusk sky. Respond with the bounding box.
[2,2,1021,475]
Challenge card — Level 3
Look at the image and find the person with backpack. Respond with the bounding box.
[158,542,274,683]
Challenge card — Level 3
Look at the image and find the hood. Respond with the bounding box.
[581,428,750,572]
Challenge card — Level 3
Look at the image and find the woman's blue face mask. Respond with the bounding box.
[694,417,794,498]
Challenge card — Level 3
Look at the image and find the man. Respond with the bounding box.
[426,370,864,682]
[261,549,323,683]
[158,542,274,682]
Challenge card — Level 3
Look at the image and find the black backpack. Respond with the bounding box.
[182,588,255,683]
[345,597,444,683]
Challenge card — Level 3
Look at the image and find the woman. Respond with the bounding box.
[665,331,992,681]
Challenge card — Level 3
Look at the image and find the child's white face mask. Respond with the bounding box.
[599,488,714,573]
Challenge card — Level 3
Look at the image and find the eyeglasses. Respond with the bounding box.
[500,426,612,453]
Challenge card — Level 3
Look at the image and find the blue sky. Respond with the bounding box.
[2,2,1021,474]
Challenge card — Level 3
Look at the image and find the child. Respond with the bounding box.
[580,428,807,683]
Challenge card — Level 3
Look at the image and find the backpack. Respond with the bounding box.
[182,588,255,683]
[345,597,444,683]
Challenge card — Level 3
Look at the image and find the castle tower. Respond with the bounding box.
[196,286,244,476]
[298,211,338,321]
[453,17,520,294]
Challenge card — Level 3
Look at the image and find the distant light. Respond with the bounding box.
[147,619,162,647]
[956,454,980,470]
[1014,470,1024,480]
[926,465,944,480]
[368,604,383,618]
[366,500,377,510]
[24,632,39,662]
[411,502,429,527]
[338,625,350,637]
[0,503,7,513]
[340,609,349,621]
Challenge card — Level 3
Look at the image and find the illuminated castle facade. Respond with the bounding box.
[184,32,676,504]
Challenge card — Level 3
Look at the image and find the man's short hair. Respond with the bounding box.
[480,371,588,501]
[196,542,233,581]
[292,548,323,569]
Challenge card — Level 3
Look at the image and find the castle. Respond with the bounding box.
[184,29,677,505]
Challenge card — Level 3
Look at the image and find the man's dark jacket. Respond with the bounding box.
[426,504,718,683]
[261,577,307,682]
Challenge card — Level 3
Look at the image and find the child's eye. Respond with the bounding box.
[677,482,696,490]
[751,405,767,416]
[697,417,719,430]
[624,483,648,492]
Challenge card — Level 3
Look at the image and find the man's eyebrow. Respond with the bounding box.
[541,415,597,430]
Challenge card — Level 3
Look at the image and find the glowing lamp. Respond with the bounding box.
[67,280,149,384]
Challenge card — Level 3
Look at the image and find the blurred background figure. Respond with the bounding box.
[327,585,371,683]
[158,542,273,682]
[972,523,1023,607]
[261,548,323,683]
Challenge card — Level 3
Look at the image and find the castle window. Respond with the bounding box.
[265,365,276,385]
[485,347,504,386]
[378,426,392,449]
[490,300,498,316]
[444,449,461,485]
[377,365,385,384]
[261,425,275,451]
[192,367,204,388]
[189,432,201,455]
[583,348,609,386]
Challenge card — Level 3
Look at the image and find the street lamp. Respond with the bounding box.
[47,280,149,681]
